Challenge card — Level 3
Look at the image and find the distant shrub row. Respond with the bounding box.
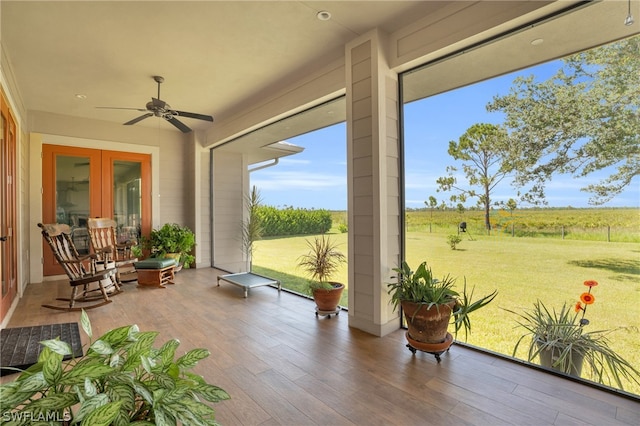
[256,206,332,236]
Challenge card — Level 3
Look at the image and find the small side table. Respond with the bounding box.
[217,272,281,298]
[134,258,177,288]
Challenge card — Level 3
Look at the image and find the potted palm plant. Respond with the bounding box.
[506,280,640,390]
[388,260,497,357]
[142,223,196,270]
[298,235,346,317]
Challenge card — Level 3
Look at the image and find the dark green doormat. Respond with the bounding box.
[0,322,83,376]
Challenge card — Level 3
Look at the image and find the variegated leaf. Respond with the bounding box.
[154,372,176,391]
[89,339,114,356]
[158,339,180,367]
[129,331,159,355]
[42,350,63,385]
[84,376,98,397]
[180,397,217,419]
[73,393,110,423]
[40,338,72,356]
[195,383,231,402]
[185,371,206,385]
[132,380,153,404]
[106,382,135,411]
[80,400,122,426]
[81,309,92,339]
[140,355,154,374]
[176,348,210,369]
[27,392,79,411]
[17,372,47,392]
[95,325,135,348]
[152,406,177,426]
[109,352,121,367]
[60,363,114,385]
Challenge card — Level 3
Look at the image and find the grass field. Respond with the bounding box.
[252,208,640,395]
[404,207,640,242]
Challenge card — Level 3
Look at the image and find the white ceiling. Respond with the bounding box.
[1,0,638,142]
[1,1,451,133]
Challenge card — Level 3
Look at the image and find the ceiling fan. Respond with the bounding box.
[97,76,213,133]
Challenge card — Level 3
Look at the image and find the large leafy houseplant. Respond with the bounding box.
[388,261,497,343]
[0,310,229,425]
[506,280,640,390]
[142,223,196,268]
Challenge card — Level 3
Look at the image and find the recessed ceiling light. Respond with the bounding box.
[74,94,87,99]
[316,10,331,21]
[530,38,544,46]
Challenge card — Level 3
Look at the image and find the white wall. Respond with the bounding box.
[211,150,247,273]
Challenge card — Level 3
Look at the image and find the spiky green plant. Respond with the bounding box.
[506,299,640,390]
[297,235,346,292]
[242,185,263,270]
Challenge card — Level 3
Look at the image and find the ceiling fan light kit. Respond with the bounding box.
[98,76,213,133]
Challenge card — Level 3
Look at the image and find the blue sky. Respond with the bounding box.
[251,61,638,211]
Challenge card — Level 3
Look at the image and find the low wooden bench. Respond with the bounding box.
[134,258,177,288]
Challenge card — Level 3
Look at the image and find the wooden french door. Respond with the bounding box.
[42,145,151,276]
[1,88,18,320]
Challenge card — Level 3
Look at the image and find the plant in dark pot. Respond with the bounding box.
[0,310,229,425]
[505,280,640,390]
[142,223,196,270]
[388,260,497,357]
[298,235,346,317]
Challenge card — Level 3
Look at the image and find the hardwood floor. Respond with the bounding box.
[4,268,639,425]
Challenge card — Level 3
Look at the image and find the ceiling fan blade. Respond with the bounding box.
[96,106,148,112]
[152,97,166,109]
[124,113,153,125]
[174,110,214,122]
[167,117,192,133]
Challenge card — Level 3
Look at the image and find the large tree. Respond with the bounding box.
[436,123,512,231]
[488,35,640,205]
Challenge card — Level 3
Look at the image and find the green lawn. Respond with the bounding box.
[252,229,640,395]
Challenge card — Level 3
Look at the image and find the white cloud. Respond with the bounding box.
[252,170,345,191]
[278,158,311,166]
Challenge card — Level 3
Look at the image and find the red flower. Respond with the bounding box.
[583,280,598,288]
[580,292,595,305]
[574,302,583,313]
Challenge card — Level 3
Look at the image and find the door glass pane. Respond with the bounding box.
[113,160,141,243]
[56,155,91,254]
[1,113,6,297]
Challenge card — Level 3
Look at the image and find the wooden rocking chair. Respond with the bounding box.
[87,218,138,284]
[38,223,122,311]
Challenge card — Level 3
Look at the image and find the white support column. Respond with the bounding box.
[211,150,249,272]
[346,29,401,336]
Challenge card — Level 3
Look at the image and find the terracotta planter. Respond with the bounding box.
[401,299,456,344]
[536,340,585,377]
[312,282,344,312]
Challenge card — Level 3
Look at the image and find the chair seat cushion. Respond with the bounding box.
[134,258,177,269]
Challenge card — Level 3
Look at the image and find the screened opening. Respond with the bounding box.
[400,3,639,395]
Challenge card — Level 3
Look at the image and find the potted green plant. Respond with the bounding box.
[0,310,229,424]
[297,235,346,317]
[388,261,497,353]
[142,223,196,270]
[506,280,640,390]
